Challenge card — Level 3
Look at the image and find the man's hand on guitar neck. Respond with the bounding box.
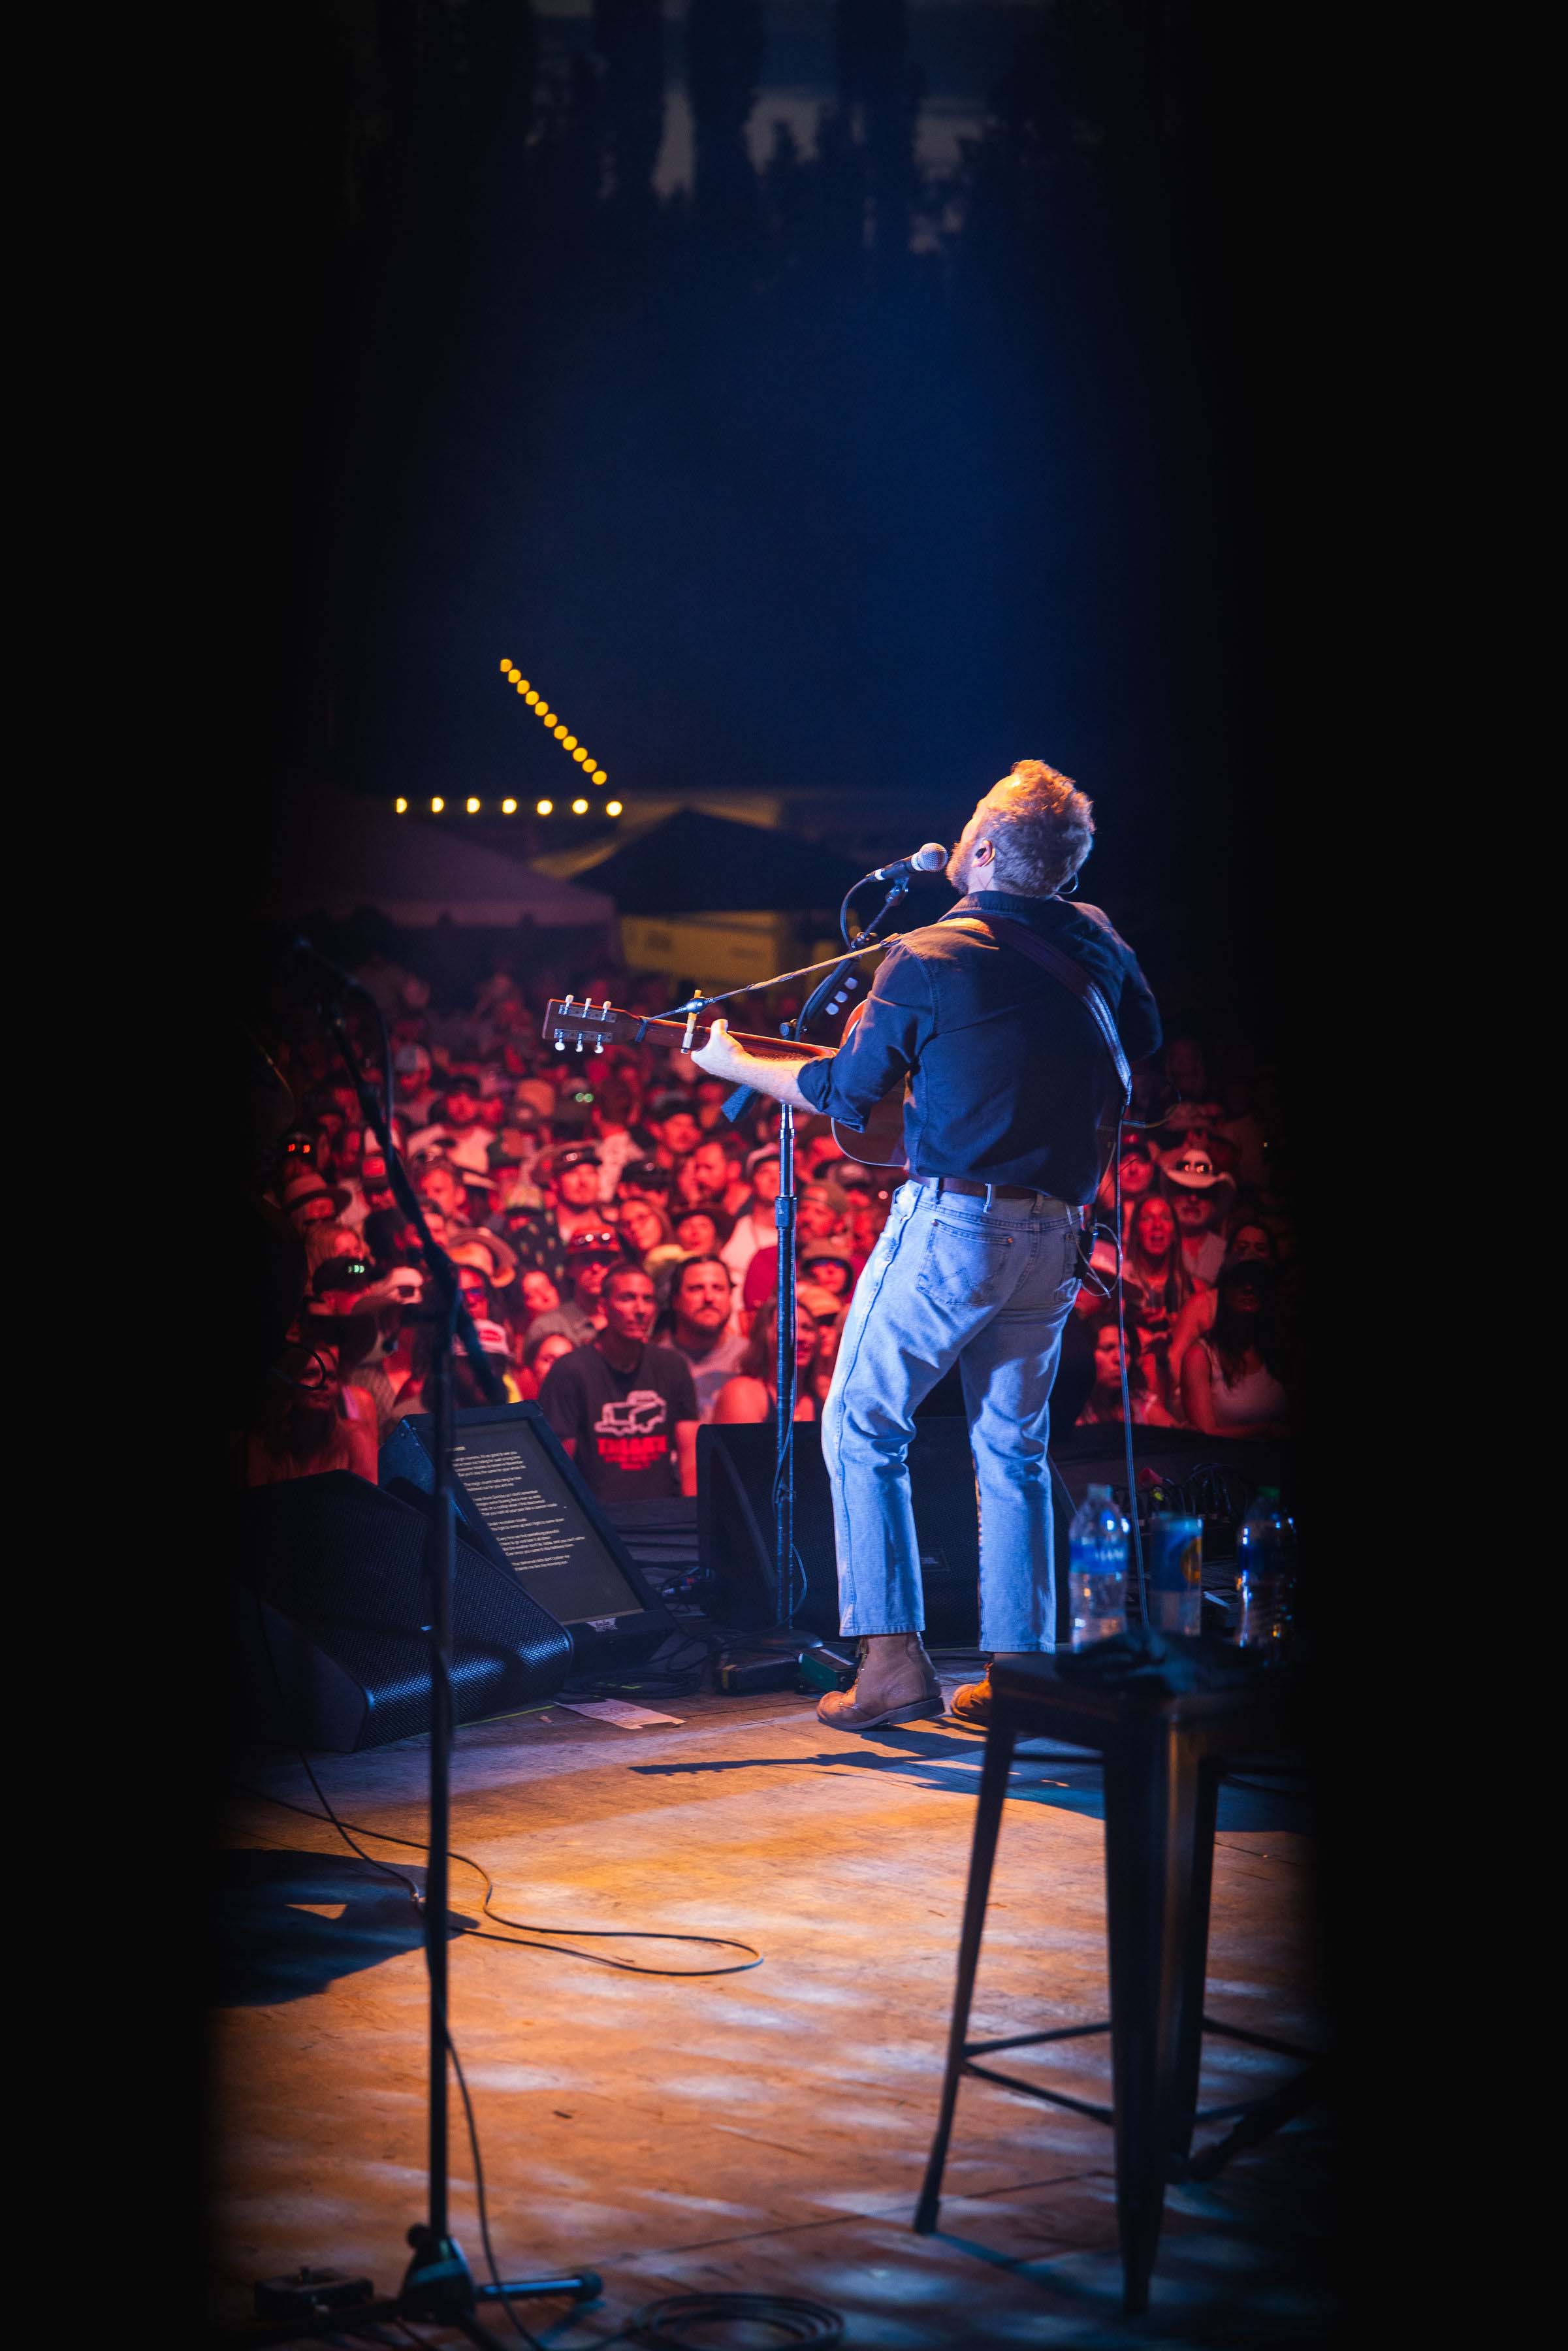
[690,1017,820,1113]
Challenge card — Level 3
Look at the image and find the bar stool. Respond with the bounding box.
[914,1654,1320,2316]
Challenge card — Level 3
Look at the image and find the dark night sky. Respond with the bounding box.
[231,0,1309,1031]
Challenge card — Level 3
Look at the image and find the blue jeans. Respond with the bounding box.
[821,1179,1081,1651]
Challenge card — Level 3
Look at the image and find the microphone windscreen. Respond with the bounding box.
[913,843,948,872]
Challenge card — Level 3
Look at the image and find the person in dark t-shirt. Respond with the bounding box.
[538,1262,699,1499]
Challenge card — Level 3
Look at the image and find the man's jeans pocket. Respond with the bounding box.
[916,1215,1019,1311]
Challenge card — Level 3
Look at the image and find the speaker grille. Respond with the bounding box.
[233,1473,574,1750]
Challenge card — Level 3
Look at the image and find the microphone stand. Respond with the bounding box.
[768,874,912,1631]
[651,876,915,1641]
[258,947,601,2346]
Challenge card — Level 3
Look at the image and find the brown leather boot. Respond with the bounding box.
[948,1669,993,1729]
[816,1634,942,1732]
[950,1655,1042,1729]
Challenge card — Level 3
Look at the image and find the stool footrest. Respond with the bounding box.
[1199,2014,1319,2062]
[957,2017,1324,2149]
[960,2060,1114,2124]
[964,2020,1111,2057]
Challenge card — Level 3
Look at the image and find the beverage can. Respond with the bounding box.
[1148,1512,1202,1635]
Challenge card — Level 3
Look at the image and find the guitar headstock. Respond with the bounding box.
[543,997,638,1057]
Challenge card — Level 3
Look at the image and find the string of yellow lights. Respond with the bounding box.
[389,662,626,820]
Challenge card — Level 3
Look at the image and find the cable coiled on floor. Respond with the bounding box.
[622,2294,843,2348]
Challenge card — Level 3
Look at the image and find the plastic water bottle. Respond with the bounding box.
[1236,1488,1296,1654]
[1069,1484,1127,1648]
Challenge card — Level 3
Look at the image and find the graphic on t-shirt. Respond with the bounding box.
[594,1387,671,1474]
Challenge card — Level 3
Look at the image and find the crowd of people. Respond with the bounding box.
[240,956,1296,1499]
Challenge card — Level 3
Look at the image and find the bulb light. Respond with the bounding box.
[536,799,552,815]
[466,797,481,813]
[394,797,408,813]
[571,797,588,814]
[498,667,614,793]
[502,797,517,814]
[606,800,622,816]
[431,797,444,812]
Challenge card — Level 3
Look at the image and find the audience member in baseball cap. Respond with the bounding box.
[618,1158,673,1205]
[522,1227,620,1352]
[310,1250,377,1316]
[720,1146,782,1287]
[647,1092,701,1165]
[1096,1132,1157,1245]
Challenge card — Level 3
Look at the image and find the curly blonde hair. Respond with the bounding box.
[989,760,1095,895]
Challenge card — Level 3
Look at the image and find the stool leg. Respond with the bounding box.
[1102,1720,1205,2317]
[914,1714,1016,2234]
[1170,1754,1222,2162]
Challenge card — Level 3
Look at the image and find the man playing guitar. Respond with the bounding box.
[691,761,1162,1731]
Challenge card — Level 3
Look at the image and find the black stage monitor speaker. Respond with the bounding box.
[698,1418,1078,1646]
[232,1472,575,1752]
[380,1403,671,1663]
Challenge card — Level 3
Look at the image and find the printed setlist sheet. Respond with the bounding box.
[451,1424,642,1629]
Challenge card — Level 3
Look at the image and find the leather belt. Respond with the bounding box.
[916,1174,1073,1209]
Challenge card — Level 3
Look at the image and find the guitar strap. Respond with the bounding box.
[939,912,1132,1193]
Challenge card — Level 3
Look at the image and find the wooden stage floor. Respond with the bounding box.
[210,1682,1333,2346]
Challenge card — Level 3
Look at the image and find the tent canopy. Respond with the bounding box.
[532,807,871,914]
[257,787,615,928]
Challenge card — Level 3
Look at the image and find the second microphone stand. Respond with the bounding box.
[266,951,600,2347]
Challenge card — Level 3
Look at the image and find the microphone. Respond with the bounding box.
[867,842,948,882]
[288,936,366,1000]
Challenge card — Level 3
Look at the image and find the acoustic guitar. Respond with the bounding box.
[542,997,908,1168]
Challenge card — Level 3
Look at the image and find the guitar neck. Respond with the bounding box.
[543,997,835,1063]
[635,1014,832,1063]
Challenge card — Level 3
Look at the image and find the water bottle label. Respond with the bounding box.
[1069,1567,1126,1649]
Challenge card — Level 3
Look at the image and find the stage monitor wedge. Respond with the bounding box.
[232,1472,575,1752]
[381,1402,672,1663]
